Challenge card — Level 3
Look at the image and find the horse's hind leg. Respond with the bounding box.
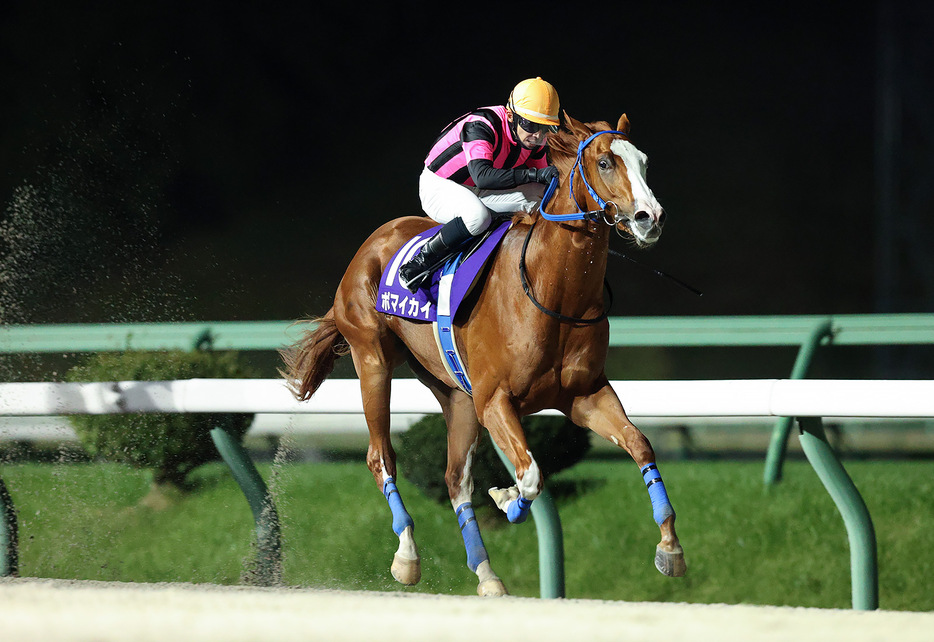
[350,345,421,586]
[570,382,686,577]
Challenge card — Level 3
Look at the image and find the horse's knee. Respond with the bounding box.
[631,431,657,462]
[608,428,656,464]
[446,464,476,505]
[446,439,478,506]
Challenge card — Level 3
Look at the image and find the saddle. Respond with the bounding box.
[376,219,513,394]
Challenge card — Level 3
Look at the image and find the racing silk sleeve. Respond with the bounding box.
[467,160,521,190]
[462,118,522,189]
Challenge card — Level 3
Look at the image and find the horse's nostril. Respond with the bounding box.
[657,210,667,226]
[635,211,650,223]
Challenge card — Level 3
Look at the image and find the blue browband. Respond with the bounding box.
[540,129,629,222]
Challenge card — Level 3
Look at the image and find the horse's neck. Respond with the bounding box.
[533,215,610,273]
[524,194,611,315]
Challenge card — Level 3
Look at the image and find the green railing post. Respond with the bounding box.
[210,426,282,586]
[1,478,18,577]
[796,416,878,610]
[492,442,565,598]
[763,318,835,485]
[192,328,214,351]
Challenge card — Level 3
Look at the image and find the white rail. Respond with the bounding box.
[4,377,930,610]
[0,378,933,418]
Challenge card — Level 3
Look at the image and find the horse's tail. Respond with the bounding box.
[279,309,350,402]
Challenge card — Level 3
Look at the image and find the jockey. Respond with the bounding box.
[398,77,561,292]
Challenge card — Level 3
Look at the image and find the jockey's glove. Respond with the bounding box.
[516,165,559,185]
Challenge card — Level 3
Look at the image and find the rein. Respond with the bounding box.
[519,129,627,324]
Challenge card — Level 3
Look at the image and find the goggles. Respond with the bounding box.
[517,116,559,135]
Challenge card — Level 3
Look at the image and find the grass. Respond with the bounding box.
[2,457,932,611]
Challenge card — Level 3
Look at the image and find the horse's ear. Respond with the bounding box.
[563,110,587,136]
[617,113,631,135]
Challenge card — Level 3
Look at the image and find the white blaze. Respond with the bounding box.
[610,139,661,218]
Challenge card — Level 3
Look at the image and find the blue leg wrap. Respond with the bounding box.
[455,502,490,572]
[382,477,415,536]
[641,463,675,525]
[506,496,532,524]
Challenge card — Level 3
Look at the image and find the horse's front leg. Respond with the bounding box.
[410,361,509,597]
[442,389,508,597]
[477,388,542,525]
[570,381,686,577]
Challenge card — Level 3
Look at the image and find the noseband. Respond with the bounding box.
[520,129,629,325]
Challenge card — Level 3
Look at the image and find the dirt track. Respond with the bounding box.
[1,577,931,642]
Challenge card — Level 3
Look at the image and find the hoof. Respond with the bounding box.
[488,486,519,514]
[477,578,508,597]
[391,553,421,586]
[655,545,686,577]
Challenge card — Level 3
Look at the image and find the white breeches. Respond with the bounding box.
[419,167,545,235]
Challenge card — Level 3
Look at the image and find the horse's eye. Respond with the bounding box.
[598,158,612,171]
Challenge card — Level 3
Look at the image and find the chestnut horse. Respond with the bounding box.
[281,112,685,596]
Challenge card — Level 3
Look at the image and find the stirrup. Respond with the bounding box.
[399,266,430,292]
[399,254,451,293]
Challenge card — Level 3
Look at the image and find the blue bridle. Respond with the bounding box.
[520,129,630,324]
[540,129,630,222]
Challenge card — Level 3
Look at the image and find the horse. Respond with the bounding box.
[281,111,685,596]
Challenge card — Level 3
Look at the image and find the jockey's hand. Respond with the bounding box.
[524,165,558,185]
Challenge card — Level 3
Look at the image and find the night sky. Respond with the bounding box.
[1,0,931,325]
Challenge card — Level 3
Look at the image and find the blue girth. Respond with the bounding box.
[435,257,472,394]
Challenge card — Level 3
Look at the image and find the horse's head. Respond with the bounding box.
[555,113,665,247]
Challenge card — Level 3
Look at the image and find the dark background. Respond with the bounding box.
[1,0,932,329]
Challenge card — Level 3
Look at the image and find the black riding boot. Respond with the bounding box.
[399,218,474,293]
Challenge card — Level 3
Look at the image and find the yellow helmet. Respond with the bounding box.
[507,77,560,127]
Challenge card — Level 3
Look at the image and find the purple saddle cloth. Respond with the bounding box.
[376,219,512,322]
